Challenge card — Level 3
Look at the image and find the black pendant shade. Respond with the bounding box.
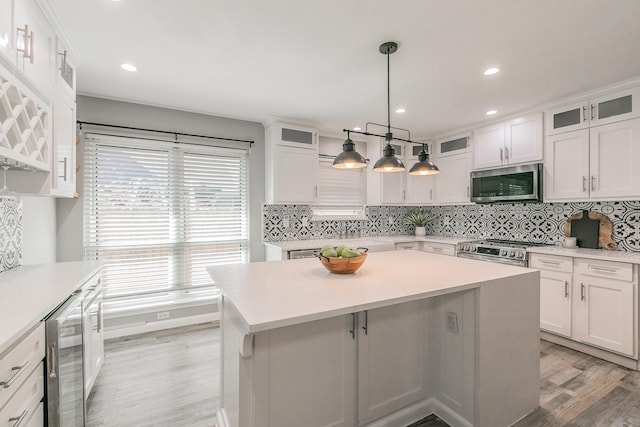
[408,146,439,176]
[332,135,367,169]
[372,142,405,172]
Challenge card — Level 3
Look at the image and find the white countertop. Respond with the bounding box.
[0,261,102,355]
[527,246,640,264]
[208,250,536,333]
[264,235,465,251]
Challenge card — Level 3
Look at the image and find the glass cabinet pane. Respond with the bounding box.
[598,95,632,120]
[553,108,581,130]
[440,137,468,154]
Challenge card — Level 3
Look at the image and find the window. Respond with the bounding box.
[313,158,365,219]
[83,134,249,313]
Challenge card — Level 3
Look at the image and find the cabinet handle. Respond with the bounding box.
[0,361,31,389]
[580,283,585,301]
[29,30,34,64]
[591,175,596,191]
[402,190,405,200]
[540,259,561,266]
[590,104,595,120]
[8,409,29,427]
[582,106,587,122]
[433,247,444,252]
[63,157,68,181]
[564,281,569,298]
[59,50,68,74]
[349,313,356,339]
[467,186,470,197]
[48,343,57,379]
[500,147,503,162]
[582,176,588,192]
[313,185,317,198]
[504,147,509,161]
[588,265,618,273]
[96,301,103,333]
[362,310,368,335]
[429,189,432,200]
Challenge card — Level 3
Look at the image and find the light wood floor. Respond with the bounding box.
[86,323,219,427]
[87,324,640,427]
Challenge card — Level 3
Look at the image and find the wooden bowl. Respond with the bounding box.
[318,252,367,274]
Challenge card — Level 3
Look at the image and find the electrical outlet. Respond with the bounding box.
[388,216,394,226]
[301,216,308,227]
[282,214,290,228]
[157,311,170,320]
[446,312,458,334]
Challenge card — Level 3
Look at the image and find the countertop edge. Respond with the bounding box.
[527,246,640,263]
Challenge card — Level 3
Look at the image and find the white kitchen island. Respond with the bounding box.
[208,250,540,427]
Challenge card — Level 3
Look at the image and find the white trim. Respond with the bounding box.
[104,313,219,340]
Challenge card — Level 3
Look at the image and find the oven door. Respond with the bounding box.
[456,251,527,267]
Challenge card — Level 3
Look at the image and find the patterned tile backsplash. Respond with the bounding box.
[263,201,640,252]
[0,195,23,272]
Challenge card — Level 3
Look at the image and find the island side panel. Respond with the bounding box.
[475,271,540,427]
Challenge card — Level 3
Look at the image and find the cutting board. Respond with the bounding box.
[562,210,618,250]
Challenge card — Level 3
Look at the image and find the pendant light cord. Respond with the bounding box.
[386,47,391,138]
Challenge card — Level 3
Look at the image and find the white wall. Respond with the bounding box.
[56,96,266,262]
[21,196,57,264]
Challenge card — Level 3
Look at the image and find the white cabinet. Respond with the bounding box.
[531,253,637,359]
[405,142,435,205]
[356,302,426,424]
[473,113,543,169]
[435,133,470,158]
[545,118,640,201]
[395,241,421,251]
[55,36,75,97]
[546,87,640,135]
[421,241,456,256]
[82,275,104,397]
[13,0,55,99]
[0,0,12,64]
[51,92,76,197]
[434,152,472,204]
[539,270,572,337]
[265,122,318,204]
[380,142,406,204]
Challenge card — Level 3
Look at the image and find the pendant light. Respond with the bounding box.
[334,41,439,176]
[332,130,367,169]
[408,144,440,176]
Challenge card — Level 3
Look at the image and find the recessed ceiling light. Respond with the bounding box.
[353,127,362,131]
[120,63,137,72]
[484,67,500,76]
[395,108,406,114]
[486,110,498,116]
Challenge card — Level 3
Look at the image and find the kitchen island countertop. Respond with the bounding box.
[208,250,536,333]
[0,261,102,355]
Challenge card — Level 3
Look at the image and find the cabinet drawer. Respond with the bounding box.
[0,361,43,426]
[0,324,44,410]
[395,242,421,251]
[575,259,633,281]
[529,254,573,273]
[422,243,455,256]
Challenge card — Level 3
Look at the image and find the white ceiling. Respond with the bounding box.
[46,0,640,137]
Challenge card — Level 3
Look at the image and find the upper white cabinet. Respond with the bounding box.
[265,122,318,204]
[50,91,76,197]
[434,152,472,204]
[379,142,406,205]
[55,36,76,97]
[435,133,470,158]
[405,142,435,205]
[473,113,543,169]
[545,118,640,201]
[13,0,55,99]
[545,87,640,135]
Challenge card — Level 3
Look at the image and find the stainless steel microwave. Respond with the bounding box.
[470,163,543,203]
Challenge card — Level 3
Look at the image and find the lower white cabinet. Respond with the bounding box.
[421,242,456,257]
[251,301,427,427]
[573,274,635,357]
[531,253,637,358]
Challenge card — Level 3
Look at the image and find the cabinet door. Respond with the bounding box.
[545,101,589,135]
[380,143,406,204]
[539,270,572,337]
[0,0,12,64]
[13,0,54,98]
[273,145,318,203]
[405,142,434,204]
[589,118,640,199]
[573,275,635,357]
[543,129,590,201]
[51,94,76,197]
[590,86,640,127]
[473,123,505,169]
[434,152,471,204]
[357,301,426,424]
[253,315,356,427]
[55,36,76,96]
[506,113,543,165]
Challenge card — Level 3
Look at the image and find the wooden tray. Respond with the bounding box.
[563,210,617,250]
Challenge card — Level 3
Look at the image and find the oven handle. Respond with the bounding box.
[456,252,527,266]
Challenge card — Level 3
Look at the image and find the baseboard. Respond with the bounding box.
[430,399,473,427]
[364,398,434,427]
[104,312,219,339]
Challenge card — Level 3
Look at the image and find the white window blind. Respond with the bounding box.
[83,134,249,308]
[314,158,365,218]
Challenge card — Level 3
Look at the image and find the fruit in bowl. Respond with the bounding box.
[318,245,368,274]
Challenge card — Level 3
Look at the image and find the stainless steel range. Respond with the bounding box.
[456,239,549,266]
